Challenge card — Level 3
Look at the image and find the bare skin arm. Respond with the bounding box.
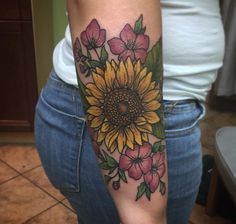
[66,1,167,223]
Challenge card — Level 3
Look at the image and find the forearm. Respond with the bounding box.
[67,0,167,223]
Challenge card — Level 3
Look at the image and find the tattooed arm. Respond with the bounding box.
[67,0,167,223]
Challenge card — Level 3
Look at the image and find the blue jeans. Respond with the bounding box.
[34,70,205,224]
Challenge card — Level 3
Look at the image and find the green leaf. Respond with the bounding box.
[152,141,161,153]
[134,15,144,34]
[145,186,151,201]
[119,169,127,183]
[108,166,117,175]
[87,49,92,60]
[100,46,108,64]
[99,161,111,170]
[136,182,146,201]
[152,122,165,139]
[103,150,118,168]
[159,145,166,153]
[89,60,102,69]
[144,40,163,83]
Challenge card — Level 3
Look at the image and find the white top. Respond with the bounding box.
[53,0,225,101]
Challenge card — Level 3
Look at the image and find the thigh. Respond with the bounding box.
[34,70,120,224]
[164,101,205,224]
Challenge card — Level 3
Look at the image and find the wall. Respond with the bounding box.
[31,0,54,92]
[53,0,67,45]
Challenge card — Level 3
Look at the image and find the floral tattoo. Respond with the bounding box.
[74,15,166,201]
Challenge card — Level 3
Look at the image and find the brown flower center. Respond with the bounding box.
[103,88,143,127]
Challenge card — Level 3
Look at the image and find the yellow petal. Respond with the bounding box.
[134,116,147,126]
[105,61,115,90]
[134,60,141,74]
[125,57,134,87]
[86,96,101,106]
[87,106,103,116]
[92,72,106,92]
[105,129,119,149]
[149,81,156,90]
[137,123,153,133]
[125,127,134,149]
[117,61,128,86]
[96,67,104,75]
[143,111,160,124]
[86,83,103,99]
[134,67,147,88]
[111,59,118,71]
[137,72,153,95]
[101,122,111,132]
[131,125,142,145]
[142,90,160,103]
[90,116,104,128]
[145,100,161,111]
[97,131,106,143]
[118,130,126,153]
[142,133,149,142]
[87,115,94,122]
[109,142,117,153]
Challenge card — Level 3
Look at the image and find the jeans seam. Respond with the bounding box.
[40,89,86,121]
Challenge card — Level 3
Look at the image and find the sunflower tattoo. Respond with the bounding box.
[74,15,166,201]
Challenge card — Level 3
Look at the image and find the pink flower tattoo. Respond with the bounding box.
[81,19,106,50]
[144,152,165,193]
[119,142,153,180]
[108,24,149,63]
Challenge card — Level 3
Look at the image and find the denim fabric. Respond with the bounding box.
[34,69,205,224]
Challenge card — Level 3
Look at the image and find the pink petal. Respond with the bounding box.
[81,31,89,47]
[139,142,152,158]
[126,145,139,159]
[157,163,166,178]
[149,173,159,193]
[108,38,125,54]
[96,29,106,47]
[135,34,150,50]
[128,163,142,180]
[144,172,153,184]
[86,19,100,41]
[119,155,132,171]
[120,24,136,45]
[139,157,152,174]
[134,49,147,63]
[119,50,135,62]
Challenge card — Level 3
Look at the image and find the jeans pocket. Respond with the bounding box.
[164,101,205,138]
[34,88,85,192]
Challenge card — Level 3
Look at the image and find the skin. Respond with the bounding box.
[66,1,167,223]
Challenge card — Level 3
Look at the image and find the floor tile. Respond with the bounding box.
[0,176,57,224]
[24,203,77,224]
[0,160,19,184]
[61,198,76,212]
[0,145,41,173]
[189,204,233,224]
[23,166,65,201]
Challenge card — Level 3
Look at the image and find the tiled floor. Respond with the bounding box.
[0,104,235,224]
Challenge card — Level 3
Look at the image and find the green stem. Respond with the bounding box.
[93,48,101,62]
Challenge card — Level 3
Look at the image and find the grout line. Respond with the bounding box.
[22,201,60,224]
[0,173,21,186]
[21,173,64,203]
[59,199,77,213]
[0,158,41,176]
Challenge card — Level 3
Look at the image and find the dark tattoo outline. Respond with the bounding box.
[74,15,166,201]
